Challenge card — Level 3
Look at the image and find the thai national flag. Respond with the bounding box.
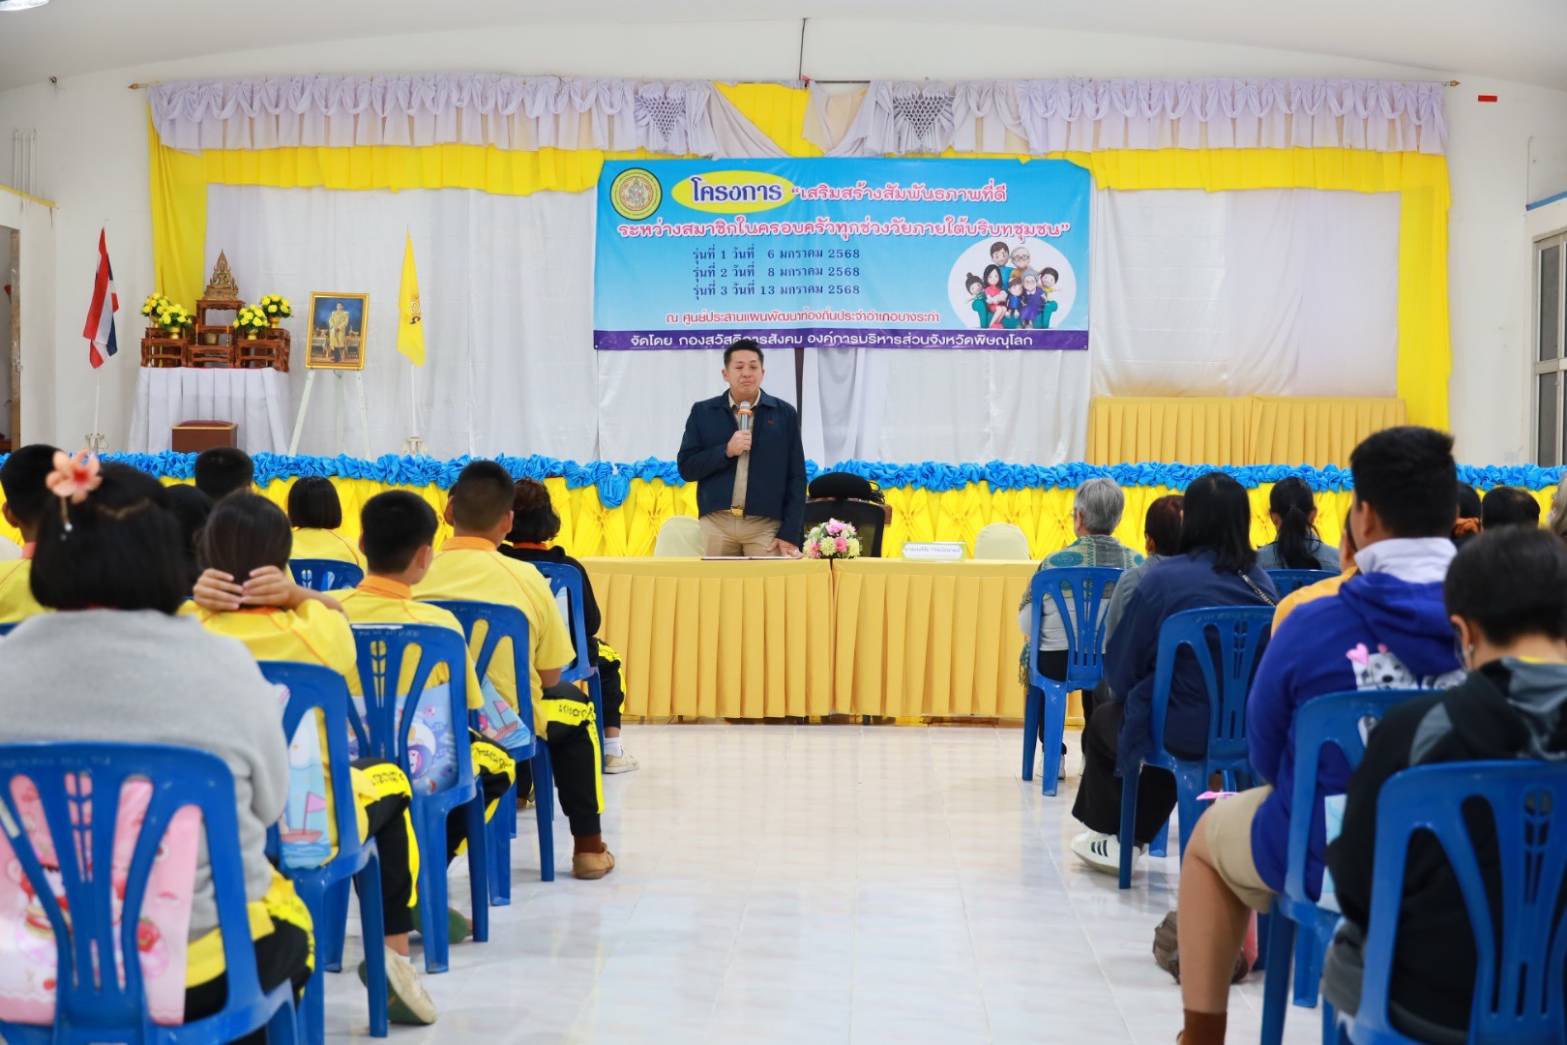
[83,228,118,368]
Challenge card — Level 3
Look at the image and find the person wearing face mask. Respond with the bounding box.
[676,338,807,558]
[1322,525,1567,1043]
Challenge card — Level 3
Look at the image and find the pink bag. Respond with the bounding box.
[0,775,200,1026]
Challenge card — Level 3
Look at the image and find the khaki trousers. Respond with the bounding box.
[700,512,780,557]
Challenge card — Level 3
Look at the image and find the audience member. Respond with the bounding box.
[1072,472,1277,875]
[1480,484,1541,530]
[1255,476,1339,572]
[165,482,213,590]
[1322,526,1567,1043]
[501,478,637,773]
[413,461,615,879]
[193,446,255,501]
[1546,473,1567,543]
[0,443,57,623]
[1452,482,1481,546]
[1174,426,1464,1045]
[1271,508,1359,631]
[0,460,312,1030]
[189,493,437,1025]
[287,476,365,566]
[1101,494,1184,644]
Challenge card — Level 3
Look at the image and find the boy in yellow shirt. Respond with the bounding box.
[0,443,58,624]
[189,493,437,1025]
[413,461,615,880]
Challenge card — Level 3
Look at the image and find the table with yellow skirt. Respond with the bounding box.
[584,556,1039,722]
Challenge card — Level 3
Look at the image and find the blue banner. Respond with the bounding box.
[594,158,1091,351]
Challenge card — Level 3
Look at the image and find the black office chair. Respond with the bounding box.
[802,497,886,558]
[808,471,885,503]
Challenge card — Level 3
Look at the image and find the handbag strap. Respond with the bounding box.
[1240,571,1278,608]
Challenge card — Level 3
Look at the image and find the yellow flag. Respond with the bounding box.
[397,231,425,366]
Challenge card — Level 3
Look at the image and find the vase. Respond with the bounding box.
[268,316,281,328]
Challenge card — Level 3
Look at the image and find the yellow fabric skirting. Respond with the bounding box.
[584,557,834,719]
[832,559,1036,718]
[1088,396,1407,467]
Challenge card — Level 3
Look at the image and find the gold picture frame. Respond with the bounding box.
[306,292,369,371]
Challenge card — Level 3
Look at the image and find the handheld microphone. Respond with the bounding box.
[737,402,754,433]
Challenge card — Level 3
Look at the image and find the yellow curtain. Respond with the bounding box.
[1087,396,1407,466]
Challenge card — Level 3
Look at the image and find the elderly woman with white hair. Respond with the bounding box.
[1018,477,1145,771]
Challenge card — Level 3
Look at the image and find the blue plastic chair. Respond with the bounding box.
[529,561,607,747]
[427,600,555,895]
[348,623,488,974]
[1020,566,1122,797]
[1348,762,1567,1045]
[0,742,300,1045]
[1258,689,1426,1045]
[290,558,364,592]
[0,621,15,637]
[1118,605,1275,888]
[1266,569,1338,599]
[259,661,389,1042]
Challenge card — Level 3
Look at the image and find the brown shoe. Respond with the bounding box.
[572,848,616,880]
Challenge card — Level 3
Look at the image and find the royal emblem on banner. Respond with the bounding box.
[610,167,661,221]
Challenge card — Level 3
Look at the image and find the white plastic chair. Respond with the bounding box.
[973,522,1032,560]
[654,515,704,557]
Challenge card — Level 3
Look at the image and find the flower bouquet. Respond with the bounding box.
[257,294,292,325]
[141,293,192,335]
[233,305,270,338]
[804,518,861,559]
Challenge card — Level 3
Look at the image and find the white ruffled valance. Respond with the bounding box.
[149,74,787,157]
[814,78,1447,156]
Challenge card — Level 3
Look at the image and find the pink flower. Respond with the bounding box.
[826,520,844,536]
[835,537,848,553]
[46,450,102,505]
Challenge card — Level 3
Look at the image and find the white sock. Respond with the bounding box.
[604,736,624,757]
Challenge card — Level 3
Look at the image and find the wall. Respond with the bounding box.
[0,223,11,442]
[0,18,1562,464]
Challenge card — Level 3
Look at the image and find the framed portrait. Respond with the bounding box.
[306,293,369,371]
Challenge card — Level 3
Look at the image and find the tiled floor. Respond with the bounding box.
[324,725,1318,1044]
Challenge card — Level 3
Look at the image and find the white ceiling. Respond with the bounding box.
[0,0,1563,92]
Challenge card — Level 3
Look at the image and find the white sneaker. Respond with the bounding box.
[1070,830,1144,877]
[383,948,437,1025]
[603,751,640,774]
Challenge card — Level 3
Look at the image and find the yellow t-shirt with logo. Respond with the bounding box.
[412,536,574,736]
[291,527,366,569]
[333,576,483,712]
[0,556,44,625]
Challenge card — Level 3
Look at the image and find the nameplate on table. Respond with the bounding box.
[901,542,967,561]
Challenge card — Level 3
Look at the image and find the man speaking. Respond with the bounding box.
[677,339,806,557]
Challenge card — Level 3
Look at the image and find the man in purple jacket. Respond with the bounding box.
[1174,426,1465,1045]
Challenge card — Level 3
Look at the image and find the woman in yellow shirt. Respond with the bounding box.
[287,477,365,568]
[191,493,434,1025]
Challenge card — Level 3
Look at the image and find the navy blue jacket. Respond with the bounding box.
[677,390,807,546]
[1105,550,1277,767]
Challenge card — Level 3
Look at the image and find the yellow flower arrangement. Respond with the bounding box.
[142,293,192,333]
[258,293,293,318]
[233,305,270,336]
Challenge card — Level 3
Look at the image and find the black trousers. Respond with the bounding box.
[351,757,416,936]
[447,734,515,857]
[591,637,624,732]
[184,918,312,1043]
[1071,699,1178,846]
[515,683,603,837]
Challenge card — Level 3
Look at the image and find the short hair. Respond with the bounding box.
[1445,526,1567,645]
[1144,494,1184,557]
[1179,471,1256,574]
[1074,478,1125,535]
[164,483,213,585]
[448,461,515,532]
[1456,482,1482,521]
[193,447,255,501]
[1349,426,1457,539]
[508,479,561,545]
[0,443,61,529]
[1481,486,1541,530]
[724,338,764,368]
[1040,266,1060,282]
[286,476,343,529]
[360,491,438,575]
[31,463,188,614]
[200,492,292,580]
[989,240,1010,256]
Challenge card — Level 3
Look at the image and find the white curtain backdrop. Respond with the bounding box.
[203,183,1397,463]
[1091,188,1400,399]
[5,189,56,445]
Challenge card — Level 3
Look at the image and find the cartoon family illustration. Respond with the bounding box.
[964,240,1060,329]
